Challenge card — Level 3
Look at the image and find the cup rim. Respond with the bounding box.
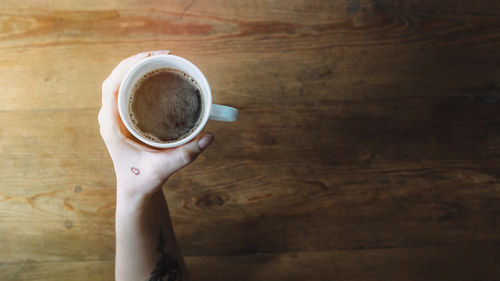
[117,54,212,148]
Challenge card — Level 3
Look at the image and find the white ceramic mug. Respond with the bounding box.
[118,54,238,148]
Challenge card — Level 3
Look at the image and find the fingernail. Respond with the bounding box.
[151,50,171,55]
[198,134,214,149]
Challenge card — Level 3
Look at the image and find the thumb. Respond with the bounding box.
[169,133,214,173]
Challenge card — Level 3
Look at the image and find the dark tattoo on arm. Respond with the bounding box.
[147,229,181,281]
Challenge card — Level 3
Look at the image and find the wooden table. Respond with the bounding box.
[1,1,500,280]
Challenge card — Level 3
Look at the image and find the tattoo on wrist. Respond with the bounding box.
[131,167,141,175]
[147,229,181,281]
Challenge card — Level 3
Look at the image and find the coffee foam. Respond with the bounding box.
[128,68,204,143]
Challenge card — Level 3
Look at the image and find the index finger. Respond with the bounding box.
[102,50,171,105]
[99,50,171,134]
[101,50,170,124]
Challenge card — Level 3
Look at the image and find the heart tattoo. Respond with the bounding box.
[131,167,141,175]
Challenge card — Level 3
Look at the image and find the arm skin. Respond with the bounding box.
[116,189,186,281]
[98,50,214,281]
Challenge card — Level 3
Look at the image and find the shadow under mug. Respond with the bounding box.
[118,54,238,148]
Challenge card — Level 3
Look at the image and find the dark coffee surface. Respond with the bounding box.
[129,68,203,142]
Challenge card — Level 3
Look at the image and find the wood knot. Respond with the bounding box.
[195,192,229,208]
[65,220,72,229]
[74,185,82,193]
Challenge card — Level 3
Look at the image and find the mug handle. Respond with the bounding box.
[209,104,238,122]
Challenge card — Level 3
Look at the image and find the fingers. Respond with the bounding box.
[102,50,171,98]
[98,50,171,142]
[168,133,215,173]
[101,50,171,113]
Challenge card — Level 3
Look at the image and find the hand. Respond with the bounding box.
[98,50,214,199]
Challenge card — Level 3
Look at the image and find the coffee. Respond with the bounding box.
[128,68,203,143]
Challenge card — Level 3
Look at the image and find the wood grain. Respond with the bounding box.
[3,246,500,281]
[1,0,500,280]
[1,259,114,281]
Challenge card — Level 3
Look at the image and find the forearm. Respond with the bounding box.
[115,187,187,281]
[100,50,214,281]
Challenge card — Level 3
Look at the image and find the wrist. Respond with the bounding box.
[116,186,164,216]
[116,176,163,199]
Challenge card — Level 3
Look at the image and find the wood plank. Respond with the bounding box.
[2,246,500,281]
[1,100,499,261]
[0,0,341,20]
[0,3,500,111]
[1,0,500,280]
[1,259,114,281]
[2,6,498,52]
[186,246,500,281]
